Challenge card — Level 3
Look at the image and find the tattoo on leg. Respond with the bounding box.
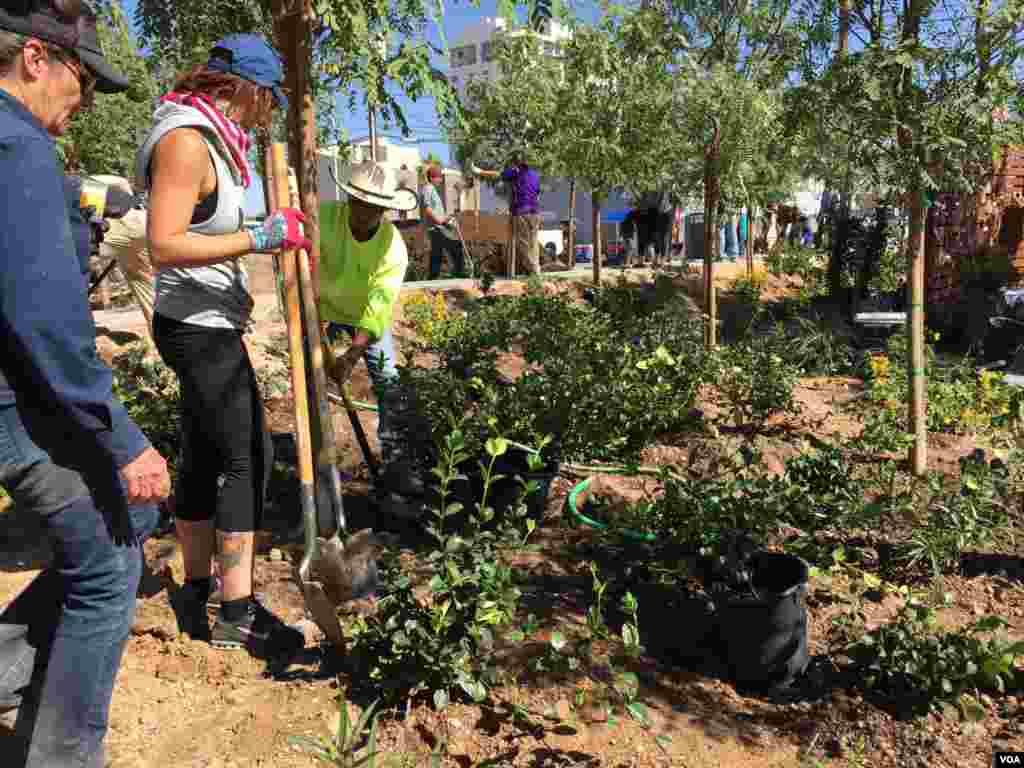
[216,532,248,572]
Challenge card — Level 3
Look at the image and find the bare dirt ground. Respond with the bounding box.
[2,264,1023,767]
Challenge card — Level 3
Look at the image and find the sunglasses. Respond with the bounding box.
[46,45,96,103]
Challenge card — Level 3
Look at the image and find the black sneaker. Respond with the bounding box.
[210,599,305,660]
[172,582,211,640]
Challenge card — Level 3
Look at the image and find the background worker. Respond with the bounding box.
[91,174,155,340]
[318,161,423,515]
[419,164,464,279]
[135,33,308,659]
[0,2,170,765]
[472,154,541,275]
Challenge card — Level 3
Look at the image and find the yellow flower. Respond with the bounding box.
[870,355,891,381]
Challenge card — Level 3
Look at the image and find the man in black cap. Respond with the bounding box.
[0,2,170,766]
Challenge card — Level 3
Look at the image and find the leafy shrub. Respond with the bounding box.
[895,453,1011,575]
[780,315,857,376]
[346,429,532,708]
[403,289,708,462]
[709,337,801,430]
[849,599,1024,715]
[864,333,1015,433]
[110,345,180,478]
[583,443,866,551]
[958,245,1015,294]
[765,244,822,282]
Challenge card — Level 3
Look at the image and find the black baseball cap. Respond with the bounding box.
[0,0,129,94]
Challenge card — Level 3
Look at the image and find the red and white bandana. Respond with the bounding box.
[160,91,251,187]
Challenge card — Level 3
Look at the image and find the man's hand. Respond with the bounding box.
[119,447,171,504]
[324,343,363,387]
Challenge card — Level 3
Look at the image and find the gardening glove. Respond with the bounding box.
[249,207,312,253]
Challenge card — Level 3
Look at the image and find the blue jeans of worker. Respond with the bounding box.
[326,324,404,465]
[718,224,727,261]
[0,402,158,768]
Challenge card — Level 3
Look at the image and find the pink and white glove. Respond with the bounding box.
[249,207,312,253]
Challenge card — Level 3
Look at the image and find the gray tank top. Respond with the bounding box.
[149,127,253,330]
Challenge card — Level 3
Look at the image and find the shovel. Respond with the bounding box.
[267,144,380,648]
[320,342,380,480]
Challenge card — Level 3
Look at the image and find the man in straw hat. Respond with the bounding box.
[318,161,424,513]
[0,1,169,765]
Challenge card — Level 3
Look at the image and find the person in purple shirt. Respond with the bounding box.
[473,154,542,275]
[0,2,169,765]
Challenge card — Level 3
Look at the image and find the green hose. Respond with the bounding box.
[565,477,657,542]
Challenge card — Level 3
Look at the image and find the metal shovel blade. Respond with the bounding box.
[297,575,345,647]
[310,531,383,606]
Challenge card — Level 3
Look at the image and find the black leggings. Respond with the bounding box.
[153,313,272,532]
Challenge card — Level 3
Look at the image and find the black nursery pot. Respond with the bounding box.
[712,551,810,689]
[471,446,561,522]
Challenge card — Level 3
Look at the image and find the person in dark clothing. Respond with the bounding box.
[0,2,170,766]
[635,189,673,266]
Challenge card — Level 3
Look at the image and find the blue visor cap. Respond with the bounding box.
[207,34,287,109]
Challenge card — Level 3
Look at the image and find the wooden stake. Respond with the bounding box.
[568,178,577,265]
[508,213,516,279]
[592,196,602,286]
[908,191,928,475]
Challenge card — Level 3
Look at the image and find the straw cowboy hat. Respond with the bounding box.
[339,161,418,212]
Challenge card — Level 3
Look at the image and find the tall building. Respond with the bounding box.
[447,17,571,105]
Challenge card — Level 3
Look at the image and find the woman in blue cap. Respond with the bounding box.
[135,34,310,660]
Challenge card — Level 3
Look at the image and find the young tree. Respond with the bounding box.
[661,0,803,346]
[794,0,1024,473]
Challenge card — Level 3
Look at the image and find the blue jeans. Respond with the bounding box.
[718,224,726,261]
[326,324,404,465]
[0,402,158,768]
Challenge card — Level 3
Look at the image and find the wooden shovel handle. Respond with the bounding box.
[268,143,315,486]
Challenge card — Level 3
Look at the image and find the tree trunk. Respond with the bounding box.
[703,124,722,349]
[838,0,850,56]
[568,178,577,265]
[275,0,319,300]
[592,195,602,286]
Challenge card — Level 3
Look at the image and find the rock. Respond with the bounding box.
[972,603,984,616]
[268,548,283,562]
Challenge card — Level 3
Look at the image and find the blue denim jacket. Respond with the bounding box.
[0,88,149,475]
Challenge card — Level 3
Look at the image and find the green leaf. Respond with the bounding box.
[550,631,567,652]
[485,437,509,457]
[622,623,640,649]
[626,701,649,724]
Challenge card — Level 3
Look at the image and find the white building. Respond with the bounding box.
[447,17,571,107]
